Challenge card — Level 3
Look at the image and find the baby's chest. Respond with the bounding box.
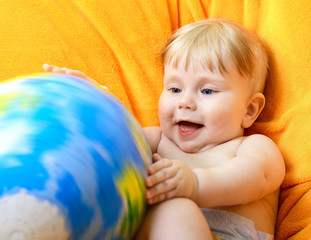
[157,137,244,169]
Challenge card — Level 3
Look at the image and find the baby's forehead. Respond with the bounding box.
[164,54,239,77]
[163,63,250,90]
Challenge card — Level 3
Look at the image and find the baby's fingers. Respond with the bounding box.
[43,64,69,74]
[42,64,108,90]
[147,158,172,175]
[146,179,178,204]
[146,164,177,187]
[65,69,88,79]
[42,63,55,72]
[43,64,86,78]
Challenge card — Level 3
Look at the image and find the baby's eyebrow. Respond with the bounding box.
[197,75,227,84]
[200,76,223,81]
[163,74,181,82]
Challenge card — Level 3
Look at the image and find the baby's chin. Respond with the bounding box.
[176,141,216,153]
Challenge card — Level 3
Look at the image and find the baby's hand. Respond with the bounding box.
[43,64,89,80]
[42,64,108,90]
[145,153,198,205]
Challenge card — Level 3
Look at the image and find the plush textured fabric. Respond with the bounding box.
[0,0,310,239]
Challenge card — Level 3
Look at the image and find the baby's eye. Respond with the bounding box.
[202,89,215,95]
[169,87,181,94]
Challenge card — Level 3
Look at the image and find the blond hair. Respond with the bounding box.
[162,18,268,94]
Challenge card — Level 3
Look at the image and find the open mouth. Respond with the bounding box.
[177,121,203,136]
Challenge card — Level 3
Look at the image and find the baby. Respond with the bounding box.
[44,18,285,240]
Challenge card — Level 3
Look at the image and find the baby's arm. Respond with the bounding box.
[143,127,162,154]
[145,134,285,207]
[142,127,195,205]
[192,134,285,207]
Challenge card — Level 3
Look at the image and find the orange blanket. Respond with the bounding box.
[0,0,310,239]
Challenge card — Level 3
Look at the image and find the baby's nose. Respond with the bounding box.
[178,94,196,110]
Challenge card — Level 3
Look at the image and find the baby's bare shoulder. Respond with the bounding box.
[238,134,284,166]
[239,134,278,151]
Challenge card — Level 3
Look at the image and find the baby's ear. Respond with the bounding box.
[242,93,265,128]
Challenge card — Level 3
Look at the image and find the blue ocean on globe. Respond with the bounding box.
[0,74,151,240]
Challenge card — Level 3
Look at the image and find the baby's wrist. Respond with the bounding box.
[189,170,199,202]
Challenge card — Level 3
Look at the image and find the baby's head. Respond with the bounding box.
[162,18,268,95]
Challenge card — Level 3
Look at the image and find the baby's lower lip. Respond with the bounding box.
[177,122,203,136]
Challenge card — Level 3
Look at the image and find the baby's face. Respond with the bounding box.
[158,61,252,153]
